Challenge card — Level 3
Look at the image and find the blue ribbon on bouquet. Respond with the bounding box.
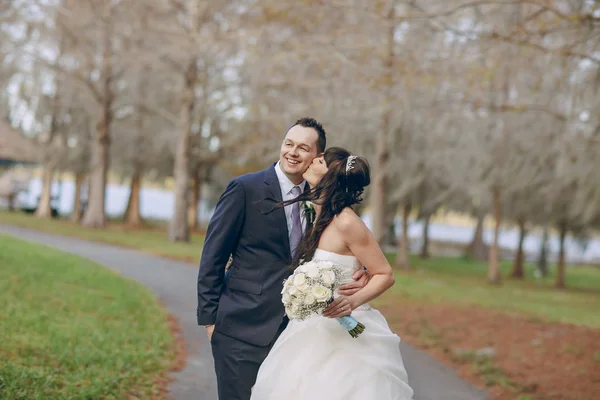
[336,316,365,338]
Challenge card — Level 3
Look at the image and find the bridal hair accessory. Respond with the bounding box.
[345,155,357,174]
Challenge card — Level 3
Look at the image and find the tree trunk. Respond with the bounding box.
[189,171,202,232]
[124,64,148,229]
[466,212,488,260]
[168,59,196,242]
[7,193,15,211]
[537,225,549,277]
[487,187,502,285]
[420,212,431,259]
[81,105,111,228]
[511,218,527,279]
[82,7,112,228]
[35,168,54,218]
[124,170,143,227]
[71,173,85,223]
[555,222,567,289]
[370,6,395,245]
[396,203,411,269]
[36,84,60,219]
[382,200,398,247]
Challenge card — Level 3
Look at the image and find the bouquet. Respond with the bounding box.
[281,259,366,338]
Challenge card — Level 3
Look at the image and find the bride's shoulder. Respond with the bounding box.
[333,208,366,234]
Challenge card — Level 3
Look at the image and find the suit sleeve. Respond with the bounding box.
[197,178,245,325]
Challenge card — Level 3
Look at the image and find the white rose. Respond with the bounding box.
[282,292,292,304]
[281,279,291,294]
[320,270,336,286]
[295,264,306,273]
[298,282,310,293]
[304,294,316,305]
[291,303,302,317]
[288,285,298,296]
[312,285,332,302]
[305,264,320,279]
[293,273,307,286]
[285,306,297,319]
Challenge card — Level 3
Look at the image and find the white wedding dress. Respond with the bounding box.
[251,249,414,400]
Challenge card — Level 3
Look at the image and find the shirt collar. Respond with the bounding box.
[275,161,306,195]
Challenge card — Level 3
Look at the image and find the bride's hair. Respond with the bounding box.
[282,147,370,269]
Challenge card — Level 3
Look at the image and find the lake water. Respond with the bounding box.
[16,178,600,264]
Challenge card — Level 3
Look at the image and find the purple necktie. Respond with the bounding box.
[289,186,302,257]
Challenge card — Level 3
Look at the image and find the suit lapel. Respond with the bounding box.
[264,164,291,259]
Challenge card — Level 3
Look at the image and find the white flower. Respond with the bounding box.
[288,285,298,296]
[320,270,336,285]
[282,292,292,304]
[290,303,302,317]
[312,285,332,302]
[286,306,297,319]
[305,263,320,278]
[297,282,311,293]
[303,294,316,305]
[281,278,291,294]
[293,273,307,286]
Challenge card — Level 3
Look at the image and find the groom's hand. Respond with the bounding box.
[205,324,215,341]
[337,268,370,296]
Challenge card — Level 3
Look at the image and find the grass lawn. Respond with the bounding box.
[375,254,600,328]
[0,211,204,263]
[0,234,174,399]
[2,210,599,328]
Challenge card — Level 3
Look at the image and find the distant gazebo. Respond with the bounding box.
[0,121,40,166]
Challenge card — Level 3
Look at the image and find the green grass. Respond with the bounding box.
[375,254,600,327]
[0,235,174,399]
[452,351,517,389]
[3,210,600,328]
[0,210,204,262]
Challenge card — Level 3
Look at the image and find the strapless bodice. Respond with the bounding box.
[312,248,362,285]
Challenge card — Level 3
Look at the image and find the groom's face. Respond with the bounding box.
[279,125,320,182]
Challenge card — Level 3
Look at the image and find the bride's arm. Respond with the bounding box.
[323,211,394,318]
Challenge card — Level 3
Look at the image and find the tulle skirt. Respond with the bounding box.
[250,306,414,399]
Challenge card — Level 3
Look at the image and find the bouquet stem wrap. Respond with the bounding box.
[336,315,366,338]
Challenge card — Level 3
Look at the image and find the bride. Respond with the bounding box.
[250,147,414,400]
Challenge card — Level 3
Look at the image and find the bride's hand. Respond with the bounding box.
[337,268,370,296]
[323,295,356,319]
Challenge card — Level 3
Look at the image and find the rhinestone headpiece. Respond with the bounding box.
[345,155,357,174]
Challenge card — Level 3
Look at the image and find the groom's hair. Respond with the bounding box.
[291,117,327,153]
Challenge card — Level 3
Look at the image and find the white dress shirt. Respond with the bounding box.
[275,162,307,240]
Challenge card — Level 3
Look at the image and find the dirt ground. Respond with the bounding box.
[381,302,600,400]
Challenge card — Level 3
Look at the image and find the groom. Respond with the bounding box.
[197,117,368,400]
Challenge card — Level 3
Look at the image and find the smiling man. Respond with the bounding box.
[197,118,367,400]
[279,121,326,184]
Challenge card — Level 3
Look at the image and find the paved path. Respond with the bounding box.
[1,225,487,400]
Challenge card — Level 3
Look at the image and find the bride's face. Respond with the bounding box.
[303,156,328,186]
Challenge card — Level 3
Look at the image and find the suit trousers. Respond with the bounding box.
[211,319,288,400]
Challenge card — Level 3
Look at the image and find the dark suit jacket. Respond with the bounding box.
[197,163,296,347]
